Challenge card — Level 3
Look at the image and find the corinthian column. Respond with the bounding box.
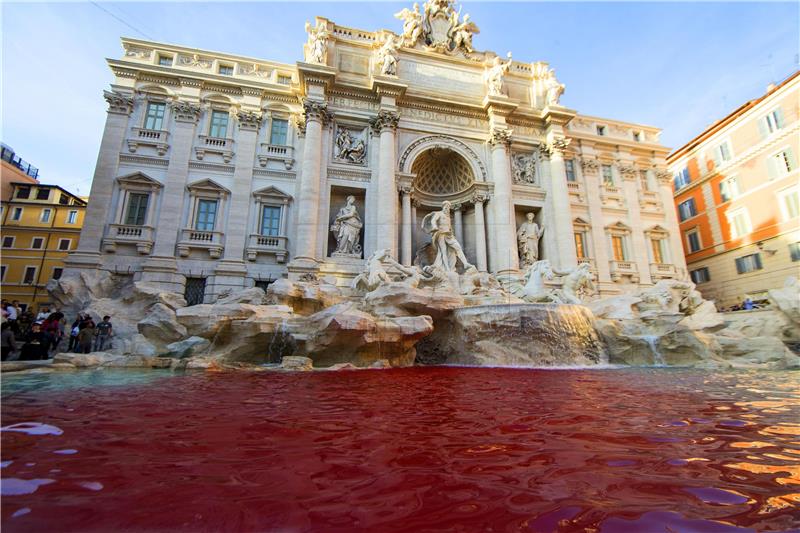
[370,110,400,258]
[487,127,519,277]
[291,99,330,270]
[473,193,488,272]
[399,186,413,266]
[66,91,133,270]
[543,137,577,271]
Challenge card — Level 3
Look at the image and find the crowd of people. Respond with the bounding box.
[1,300,113,361]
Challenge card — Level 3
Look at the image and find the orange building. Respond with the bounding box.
[1,144,39,201]
[669,71,799,308]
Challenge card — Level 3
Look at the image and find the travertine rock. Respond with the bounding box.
[216,287,267,306]
[364,283,465,318]
[280,356,313,371]
[768,277,800,325]
[137,303,187,344]
[53,352,171,368]
[164,336,211,358]
[266,278,345,315]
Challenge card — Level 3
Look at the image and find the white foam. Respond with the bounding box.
[1,422,63,436]
[1,478,54,496]
[0,460,12,468]
[53,449,78,455]
[12,507,31,518]
[78,481,103,491]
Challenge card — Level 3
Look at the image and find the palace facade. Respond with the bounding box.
[66,1,686,303]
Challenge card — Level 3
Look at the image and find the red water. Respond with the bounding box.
[2,367,799,532]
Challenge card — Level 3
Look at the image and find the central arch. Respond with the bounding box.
[411,147,474,198]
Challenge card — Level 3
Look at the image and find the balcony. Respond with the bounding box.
[127,128,169,156]
[600,184,626,210]
[103,224,154,255]
[195,136,234,163]
[246,234,288,263]
[177,229,224,259]
[257,144,295,170]
[639,190,663,213]
[650,262,677,280]
[609,260,639,282]
[567,181,586,205]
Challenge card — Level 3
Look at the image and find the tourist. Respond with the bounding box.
[94,316,113,352]
[1,322,17,361]
[68,314,83,352]
[42,315,62,354]
[35,306,51,322]
[17,309,34,336]
[77,320,96,354]
[19,322,49,361]
[1,301,9,323]
[743,298,754,311]
[5,300,19,333]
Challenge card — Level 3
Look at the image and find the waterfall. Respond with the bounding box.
[640,335,666,366]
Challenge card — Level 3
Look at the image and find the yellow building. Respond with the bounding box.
[1,164,87,312]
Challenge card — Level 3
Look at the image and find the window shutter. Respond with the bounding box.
[735,257,744,274]
[713,147,721,168]
[775,108,785,129]
[754,253,762,269]
[786,148,797,172]
[757,117,769,139]
[767,155,778,180]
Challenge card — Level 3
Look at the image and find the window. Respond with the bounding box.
[59,193,69,205]
[690,267,711,284]
[678,198,697,221]
[11,207,22,221]
[2,236,14,248]
[574,231,588,258]
[36,188,50,200]
[0,265,5,281]
[759,107,784,137]
[66,210,78,224]
[714,141,732,166]
[52,268,64,280]
[650,238,668,264]
[768,148,797,179]
[58,238,71,251]
[261,205,282,236]
[144,102,166,130]
[40,208,52,223]
[31,237,44,249]
[277,75,292,85]
[611,235,626,261]
[728,208,751,238]
[601,164,614,186]
[125,193,150,226]
[16,186,31,199]
[158,55,173,66]
[254,279,276,291]
[270,118,289,145]
[209,110,229,138]
[22,266,37,285]
[685,229,701,253]
[633,131,641,142]
[735,253,763,274]
[218,65,234,76]
[184,277,207,306]
[779,187,799,221]
[673,167,690,190]
[719,176,740,202]
[596,125,606,136]
[194,199,218,231]
[565,159,576,182]
[790,242,800,262]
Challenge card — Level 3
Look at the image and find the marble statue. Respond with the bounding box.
[545,69,565,107]
[486,54,512,96]
[449,13,478,53]
[377,35,399,76]
[331,196,363,256]
[517,213,544,268]
[304,20,329,64]
[512,153,536,184]
[352,249,393,292]
[394,3,424,46]
[421,201,473,273]
[557,263,596,304]
[334,129,366,164]
[512,260,557,302]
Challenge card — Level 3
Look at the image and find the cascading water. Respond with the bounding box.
[640,335,666,366]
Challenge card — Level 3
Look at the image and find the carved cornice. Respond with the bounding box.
[236,110,263,130]
[241,87,265,98]
[488,128,512,147]
[103,90,134,115]
[179,77,204,89]
[170,100,202,123]
[111,68,137,80]
[302,100,332,124]
[137,73,180,86]
[369,110,400,134]
[580,158,599,175]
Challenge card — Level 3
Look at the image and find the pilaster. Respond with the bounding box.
[371,109,401,258]
[542,135,577,271]
[619,160,652,285]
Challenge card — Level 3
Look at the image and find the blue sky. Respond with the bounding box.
[2,1,797,193]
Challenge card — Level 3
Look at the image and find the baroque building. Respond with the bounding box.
[670,71,799,309]
[66,1,686,303]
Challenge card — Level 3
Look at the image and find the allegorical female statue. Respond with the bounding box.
[331,195,363,256]
[517,212,545,268]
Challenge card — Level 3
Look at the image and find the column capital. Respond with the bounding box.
[487,127,512,147]
[302,99,332,125]
[542,137,570,158]
[294,115,307,138]
[472,192,490,204]
[103,90,134,115]
[397,183,413,195]
[236,109,263,131]
[655,168,672,185]
[370,110,400,134]
[170,100,202,123]
[580,157,599,175]
[618,163,637,181]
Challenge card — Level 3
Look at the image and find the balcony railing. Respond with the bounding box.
[103,224,154,255]
[246,234,288,263]
[177,229,224,258]
[609,260,639,282]
[650,263,677,279]
[195,136,235,163]
[257,143,295,169]
[127,128,170,156]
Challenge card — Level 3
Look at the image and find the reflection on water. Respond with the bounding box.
[1,367,799,531]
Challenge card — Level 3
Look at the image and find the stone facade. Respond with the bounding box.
[65,1,686,302]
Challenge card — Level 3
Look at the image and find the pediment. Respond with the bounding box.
[605,221,631,233]
[253,185,292,201]
[187,178,230,195]
[116,172,163,189]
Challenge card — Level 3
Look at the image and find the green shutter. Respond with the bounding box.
[775,107,785,128]
[767,155,778,180]
[735,257,744,274]
[786,148,797,172]
[757,117,769,139]
[754,253,762,269]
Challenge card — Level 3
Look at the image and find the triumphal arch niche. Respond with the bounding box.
[71,0,682,300]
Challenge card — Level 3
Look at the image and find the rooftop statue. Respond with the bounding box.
[304,20,329,64]
[394,4,424,47]
[421,201,474,273]
[486,54,512,96]
[376,35,399,76]
[395,0,479,56]
[545,69,565,106]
